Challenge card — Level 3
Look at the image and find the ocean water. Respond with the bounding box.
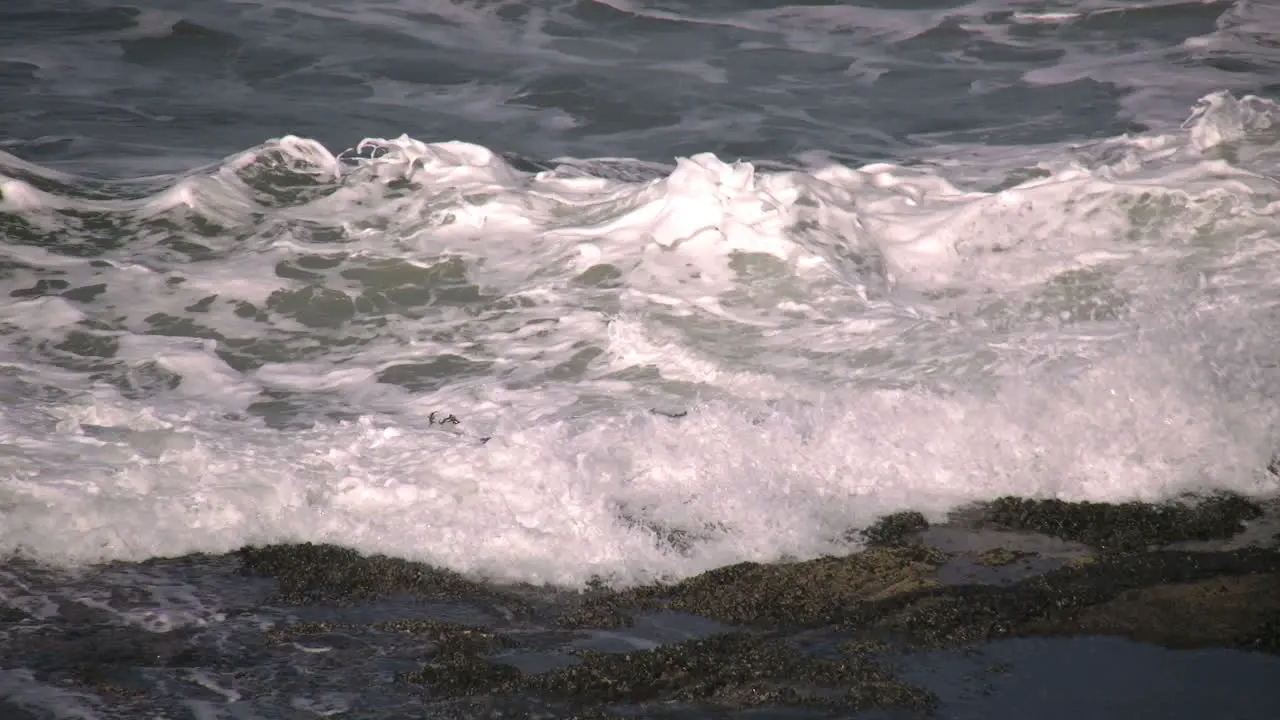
[3,4,1280,712]
[3,0,1280,587]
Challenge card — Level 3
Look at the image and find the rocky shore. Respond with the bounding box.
[3,492,1279,718]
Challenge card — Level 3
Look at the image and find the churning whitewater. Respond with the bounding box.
[2,91,1280,587]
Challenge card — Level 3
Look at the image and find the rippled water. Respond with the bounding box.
[2,1,1280,714]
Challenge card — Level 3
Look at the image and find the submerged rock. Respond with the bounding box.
[847,548,1280,650]
[270,618,517,656]
[1019,568,1280,650]
[973,547,1036,567]
[518,633,936,713]
[399,631,936,714]
[222,495,1280,716]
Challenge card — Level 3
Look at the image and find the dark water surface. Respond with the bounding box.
[3,0,1274,173]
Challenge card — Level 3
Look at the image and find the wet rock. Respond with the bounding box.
[974,548,1036,567]
[842,637,893,657]
[975,493,1263,551]
[651,546,947,627]
[272,618,527,697]
[860,511,930,548]
[610,531,1280,656]
[939,550,1068,586]
[1020,570,1280,649]
[846,548,1280,651]
[425,697,612,720]
[1246,616,1280,653]
[74,672,151,700]
[405,631,936,714]
[19,623,220,698]
[405,652,524,698]
[237,543,529,612]
[270,619,516,656]
[11,511,1280,719]
[392,629,523,696]
[553,597,636,630]
[524,633,934,712]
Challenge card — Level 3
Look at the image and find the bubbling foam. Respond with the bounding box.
[0,310,1275,588]
[1,92,1279,587]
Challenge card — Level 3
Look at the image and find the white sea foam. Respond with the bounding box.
[1,92,1279,588]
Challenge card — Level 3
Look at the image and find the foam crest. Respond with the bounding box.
[1185,91,1279,152]
[57,90,1271,303]
[0,317,1275,588]
[648,154,787,252]
[0,176,68,212]
[2,91,1280,588]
